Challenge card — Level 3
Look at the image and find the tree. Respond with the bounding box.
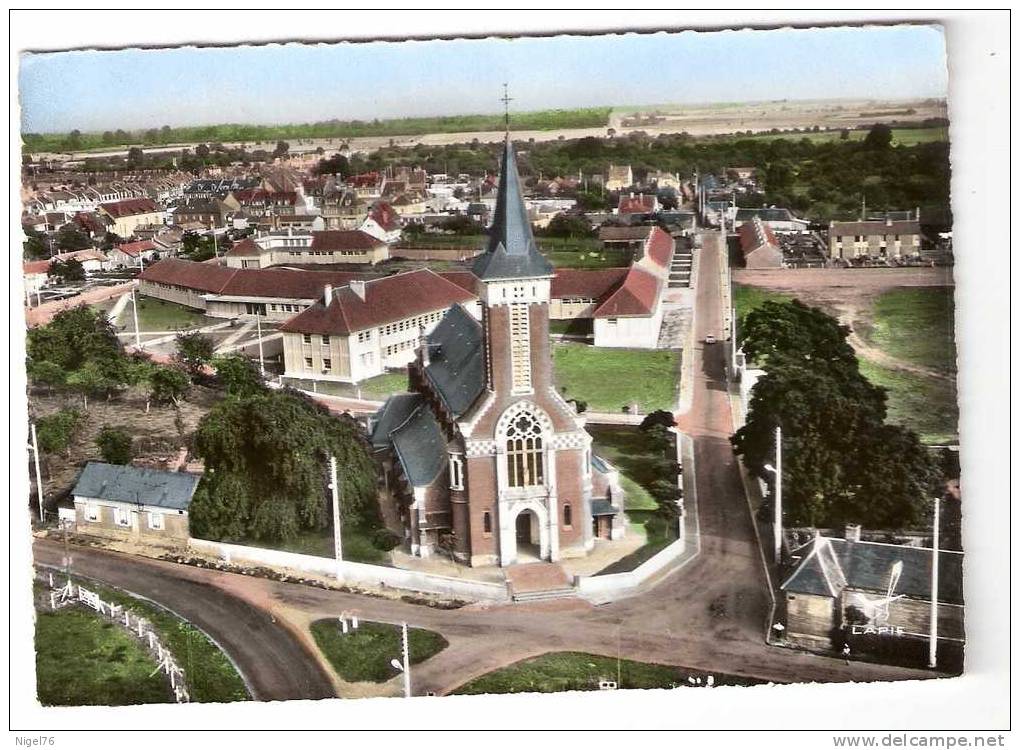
[212,354,265,398]
[96,425,133,465]
[640,409,676,431]
[127,147,145,168]
[174,331,215,377]
[739,299,858,369]
[273,140,290,158]
[862,123,893,151]
[195,143,210,159]
[27,360,66,393]
[65,129,82,151]
[542,213,595,239]
[48,258,86,284]
[148,366,190,407]
[188,389,378,543]
[66,361,119,410]
[27,305,122,373]
[36,409,83,459]
[23,234,48,261]
[55,225,91,252]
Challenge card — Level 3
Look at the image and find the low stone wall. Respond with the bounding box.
[189,538,510,603]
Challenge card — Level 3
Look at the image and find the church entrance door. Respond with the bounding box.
[515,509,541,563]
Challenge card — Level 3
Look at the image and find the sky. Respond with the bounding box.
[18,25,948,134]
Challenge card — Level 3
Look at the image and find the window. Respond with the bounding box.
[563,504,573,528]
[505,411,544,487]
[148,512,164,530]
[113,507,132,528]
[321,335,330,345]
[607,318,618,326]
[84,504,100,522]
[323,358,332,370]
[358,330,371,343]
[304,357,313,368]
[302,334,312,344]
[482,511,492,535]
[449,454,464,490]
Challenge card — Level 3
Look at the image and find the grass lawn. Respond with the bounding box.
[553,344,679,413]
[358,371,411,400]
[453,651,764,694]
[35,607,172,706]
[549,318,594,337]
[724,126,947,147]
[859,361,959,445]
[130,296,217,332]
[862,287,957,375]
[589,426,672,511]
[82,581,249,703]
[732,283,793,321]
[310,620,448,683]
[544,248,631,269]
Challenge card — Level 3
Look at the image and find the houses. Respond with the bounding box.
[109,239,157,268]
[23,260,51,296]
[605,164,634,191]
[739,216,785,269]
[598,225,654,253]
[172,198,233,230]
[278,268,477,383]
[98,197,164,238]
[726,166,758,181]
[616,192,659,217]
[781,525,964,655]
[828,213,923,260]
[223,228,390,269]
[733,207,810,233]
[71,462,199,546]
[359,201,403,243]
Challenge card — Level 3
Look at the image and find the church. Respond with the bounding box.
[370,137,627,567]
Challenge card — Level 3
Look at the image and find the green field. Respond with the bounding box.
[453,651,763,695]
[553,344,679,413]
[589,426,672,512]
[720,126,948,147]
[358,371,411,400]
[131,296,217,332]
[859,361,958,445]
[83,581,249,703]
[35,607,172,706]
[24,108,612,153]
[732,284,793,321]
[310,620,448,683]
[863,287,957,374]
[243,525,391,565]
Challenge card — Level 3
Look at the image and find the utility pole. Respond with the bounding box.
[329,455,343,579]
[772,426,783,564]
[131,289,141,349]
[256,311,265,376]
[29,422,45,523]
[401,621,411,698]
[928,497,940,669]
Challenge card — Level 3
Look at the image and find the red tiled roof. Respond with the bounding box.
[551,268,629,300]
[593,265,661,318]
[368,201,401,232]
[225,238,260,257]
[115,239,156,257]
[100,198,161,218]
[24,260,51,275]
[350,172,381,188]
[617,194,656,215]
[643,226,675,269]
[139,258,238,294]
[54,249,108,264]
[138,258,369,299]
[437,271,479,295]
[311,230,385,251]
[739,217,780,257]
[232,189,297,206]
[279,269,475,336]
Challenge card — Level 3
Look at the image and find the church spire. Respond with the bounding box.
[471,135,554,281]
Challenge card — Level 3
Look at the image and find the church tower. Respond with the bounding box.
[457,137,597,567]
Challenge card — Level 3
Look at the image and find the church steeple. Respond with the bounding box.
[471,138,554,281]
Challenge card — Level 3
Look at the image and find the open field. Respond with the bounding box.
[239,524,390,566]
[82,580,249,703]
[732,270,958,443]
[552,344,679,413]
[127,296,219,332]
[723,126,947,147]
[452,651,766,695]
[310,620,447,683]
[35,606,172,706]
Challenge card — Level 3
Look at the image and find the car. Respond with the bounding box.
[704,334,716,344]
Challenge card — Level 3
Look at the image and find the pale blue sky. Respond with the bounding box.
[19,25,948,133]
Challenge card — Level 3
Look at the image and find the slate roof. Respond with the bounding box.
[736,207,799,223]
[471,139,555,281]
[72,461,199,511]
[389,403,447,488]
[371,393,424,449]
[278,269,474,336]
[591,499,620,516]
[422,304,485,418]
[782,536,964,605]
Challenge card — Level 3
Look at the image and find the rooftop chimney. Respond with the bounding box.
[323,284,333,306]
[845,523,862,543]
[350,279,366,301]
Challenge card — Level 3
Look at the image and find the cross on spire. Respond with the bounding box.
[500,83,513,134]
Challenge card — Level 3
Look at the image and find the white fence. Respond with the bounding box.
[189,538,510,603]
[45,575,190,702]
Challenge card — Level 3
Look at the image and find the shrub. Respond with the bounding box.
[370,528,402,552]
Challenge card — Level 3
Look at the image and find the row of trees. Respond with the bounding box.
[731,300,942,529]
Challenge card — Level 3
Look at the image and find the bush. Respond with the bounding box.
[370,528,402,551]
[96,426,133,465]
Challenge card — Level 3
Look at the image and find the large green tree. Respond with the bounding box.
[732,300,940,529]
[188,390,377,543]
[174,331,215,377]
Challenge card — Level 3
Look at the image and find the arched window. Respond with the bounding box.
[563,504,572,528]
[505,411,544,487]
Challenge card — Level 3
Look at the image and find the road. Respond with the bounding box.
[31,230,942,699]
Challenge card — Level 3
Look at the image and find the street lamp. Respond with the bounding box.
[763,425,782,564]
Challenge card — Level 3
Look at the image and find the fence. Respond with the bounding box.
[42,573,190,703]
[188,538,510,602]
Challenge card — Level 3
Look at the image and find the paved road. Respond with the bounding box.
[33,542,336,702]
[31,230,942,699]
